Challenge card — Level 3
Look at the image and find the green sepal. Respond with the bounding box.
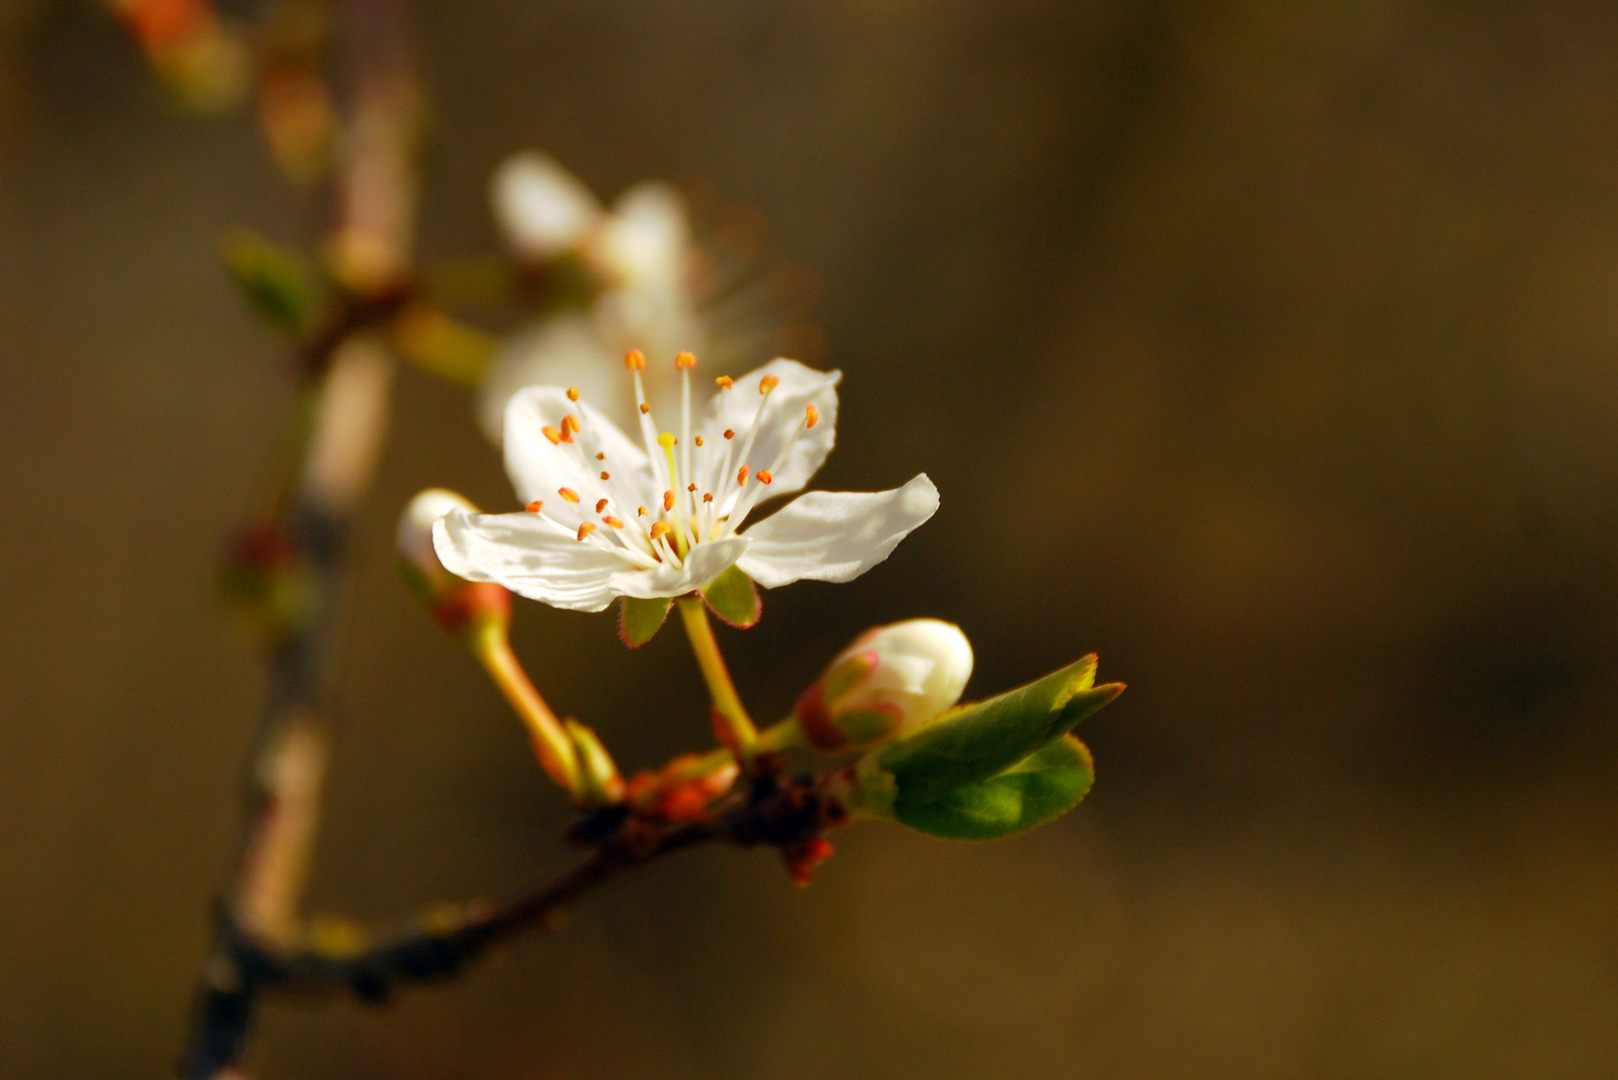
[224,230,318,333]
[893,735,1094,840]
[618,596,673,648]
[701,565,761,628]
[871,654,1122,804]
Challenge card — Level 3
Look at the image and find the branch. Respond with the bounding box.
[180,2,423,1077]
[186,773,846,1053]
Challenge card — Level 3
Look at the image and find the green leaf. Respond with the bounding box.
[872,654,1122,803]
[894,735,1094,840]
[225,230,318,333]
[701,565,761,628]
[618,596,673,647]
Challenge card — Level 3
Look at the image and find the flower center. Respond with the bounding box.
[523,350,816,573]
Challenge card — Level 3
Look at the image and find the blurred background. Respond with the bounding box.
[5,0,1618,1076]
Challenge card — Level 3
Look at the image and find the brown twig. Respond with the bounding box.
[185,771,846,1072]
[180,1,423,1077]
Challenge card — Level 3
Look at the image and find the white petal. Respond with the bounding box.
[611,536,751,599]
[434,510,626,612]
[476,316,627,443]
[702,358,840,499]
[736,474,939,588]
[593,182,689,289]
[490,152,602,261]
[503,385,655,518]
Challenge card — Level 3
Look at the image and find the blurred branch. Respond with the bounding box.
[198,773,844,1010]
[180,1,422,1077]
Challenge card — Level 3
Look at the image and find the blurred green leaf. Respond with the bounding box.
[224,230,319,333]
[702,565,760,628]
[618,596,672,648]
[872,654,1121,803]
[391,303,497,386]
[894,735,1094,840]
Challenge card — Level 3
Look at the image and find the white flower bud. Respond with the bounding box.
[794,619,973,751]
[490,152,601,262]
[397,488,478,588]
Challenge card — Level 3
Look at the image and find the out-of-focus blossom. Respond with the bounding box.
[435,354,939,613]
[793,619,974,750]
[491,152,602,263]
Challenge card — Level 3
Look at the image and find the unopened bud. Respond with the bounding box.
[397,489,510,631]
[793,619,973,751]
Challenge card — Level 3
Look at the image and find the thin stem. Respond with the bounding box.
[470,619,580,796]
[676,596,758,752]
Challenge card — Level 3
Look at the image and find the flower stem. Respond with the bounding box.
[676,597,758,753]
[470,618,580,795]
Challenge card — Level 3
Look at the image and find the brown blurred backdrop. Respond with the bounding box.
[4,0,1618,1076]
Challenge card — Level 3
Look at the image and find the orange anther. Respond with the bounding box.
[759,375,780,394]
[595,498,609,513]
[625,349,646,371]
[736,466,750,484]
[695,436,705,447]
[805,404,819,428]
[723,429,735,440]
[559,488,580,503]
[687,483,698,493]
[525,500,544,513]
[596,452,605,460]
[703,493,714,503]
[542,426,562,445]
[758,470,774,484]
[603,515,624,529]
[576,522,597,540]
[663,491,675,511]
[675,350,698,370]
[640,403,651,414]
[650,522,673,541]
[566,387,580,402]
[715,375,734,389]
[637,506,648,517]
[562,414,580,436]
[600,471,611,480]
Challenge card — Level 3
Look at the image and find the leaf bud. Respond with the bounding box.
[793,619,973,751]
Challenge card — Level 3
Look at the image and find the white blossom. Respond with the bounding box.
[435,354,938,613]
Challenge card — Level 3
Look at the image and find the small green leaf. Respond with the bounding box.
[618,596,673,647]
[894,735,1094,841]
[701,565,761,628]
[225,230,318,333]
[872,654,1122,803]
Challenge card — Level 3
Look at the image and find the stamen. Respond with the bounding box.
[806,404,819,428]
[715,375,733,389]
[650,522,673,541]
[703,493,714,503]
[602,516,624,529]
[637,506,648,517]
[595,498,609,513]
[576,523,596,541]
[559,488,580,503]
[723,429,735,439]
[542,426,562,445]
[526,500,543,513]
[566,387,580,402]
[737,466,750,485]
[640,403,651,414]
[596,452,605,461]
[675,351,698,370]
[759,375,780,394]
[599,471,611,480]
[687,483,698,493]
[664,491,675,511]
[624,349,646,371]
[695,436,705,447]
[759,470,774,484]
[562,415,580,436]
